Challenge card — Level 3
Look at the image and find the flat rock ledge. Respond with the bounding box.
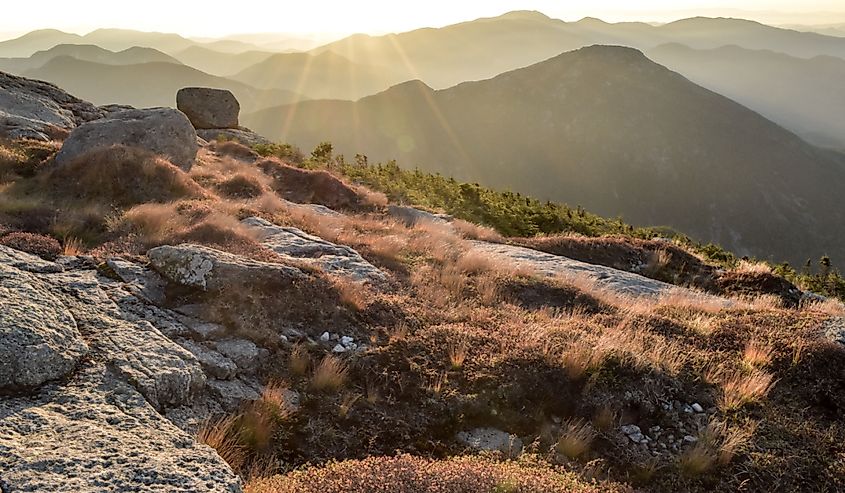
[147,242,307,292]
[242,216,387,284]
[472,240,731,305]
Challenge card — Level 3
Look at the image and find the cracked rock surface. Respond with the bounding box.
[0,245,242,492]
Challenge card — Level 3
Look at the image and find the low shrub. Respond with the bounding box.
[0,231,61,259]
[245,455,627,493]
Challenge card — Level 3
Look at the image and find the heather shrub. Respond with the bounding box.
[245,455,627,493]
[0,231,61,259]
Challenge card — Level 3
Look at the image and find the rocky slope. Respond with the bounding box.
[3,70,845,493]
[0,70,104,140]
[244,45,845,266]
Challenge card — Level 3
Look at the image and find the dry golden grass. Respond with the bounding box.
[684,313,717,336]
[426,372,449,396]
[367,234,407,262]
[556,420,595,459]
[679,442,716,476]
[713,370,776,411]
[388,322,410,343]
[452,218,504,243]
[366,381,380,404]
[61,236,84,256]
[42,145,209,208]
[678,419,756,476]
[213,140,260,161]
[408,219,464,262]
[288,344,311,377]
[455,251,497,274]
[311,355,349,392]
[744,294,784,311]
[117,201,264,254]
[802,297,845,316]
[561,342,596,381]
[734,259,773,275]
[216,173,267,199]
[476,272,502,306]
[258,382,295,421]
[358,187,388,208]
[197,415,247,472]
[742,340,773,370]
[0,145,27,182]
[334,278,370,312]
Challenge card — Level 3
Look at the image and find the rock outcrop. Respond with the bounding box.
[471,240,732,304]
[147,243,308,292]
[0,245,242,491]
[243,216,387,283]
[387,204,453,227]
[197,127,271,146]
[456,427,524,456]
[0,70,104,140]
[0,367,240,492]
[0,262,88,389]
[177,87,240,130]
[55,107,198,171]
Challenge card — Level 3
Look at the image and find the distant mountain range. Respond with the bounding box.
[647,43,845,150]
[312,12,845,89]
[5,13,845,148]
[171,46,275,76]
[232,51,406,100]
[0,44,179,73]
[243,46,845,265]
[4,12,845,263]
[23,57,300,112]
[0,28,261,58]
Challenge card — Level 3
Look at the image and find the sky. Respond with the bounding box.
[2,0,845,39]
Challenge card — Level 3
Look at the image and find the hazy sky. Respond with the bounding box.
[2,0,845,38]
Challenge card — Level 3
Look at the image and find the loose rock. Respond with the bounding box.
[456,427,524,456]
[177,87,240,130]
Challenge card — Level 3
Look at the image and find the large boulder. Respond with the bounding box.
[177,87,240,129]
[0,261,88,389]
[55,107,198,171]
[0,70,104,140]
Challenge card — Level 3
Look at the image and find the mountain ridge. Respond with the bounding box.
[244,44,845,265]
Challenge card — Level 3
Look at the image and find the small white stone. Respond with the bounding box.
[279,335,289,343]
[341,336,355,346]
[683,405,694,414]
[320,332,330,342]
[691,403,704,413]
[332,344,347,353]
[683,435,698,444]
